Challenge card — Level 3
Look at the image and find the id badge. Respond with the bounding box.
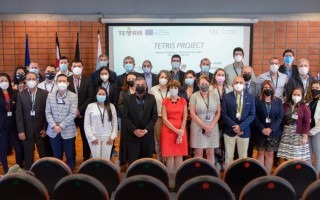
[292,114,298,120]
[266,118,271,123]
[236,113,241,119]
[7,112,12,117]
[205,113,211,122]
[30,111,35,116]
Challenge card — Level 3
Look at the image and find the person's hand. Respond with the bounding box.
[76,110,82,118]
[232,125,241,134]
[204,125,213,135]
[134,129,145,137]
[18,132,26,140]
[176,136,183,144]
[40,130,47,138]
[176,129,184,137]
[106,138,113,146]
[53,126,62,133]
[92,139,99,146]
[301,135,308,145]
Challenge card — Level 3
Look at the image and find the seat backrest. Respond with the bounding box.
[30,157,72,196]
[223,158,268,199]
[301,179,320,200]
[114,175,170,200]
[79,158,120,198]
[239,176,296,200]
[0,173,49,200]
[126,158,169,187]
[274,160,317,199]
[175,157,218,191]
[177,175,234,200]
[52,174,108,200]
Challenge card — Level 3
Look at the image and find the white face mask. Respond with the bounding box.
[292,95,302,104]
[169,88,178,97]
[57,82,68,91]
[72,67,82,76]
[234,55,243,63]
[159,78,168,86]
[100,75,109,82]
[298,66,309,76]
[27,80,37,89]
[234,83,244,92]
[0,82,9,90]
[270,64,279,73]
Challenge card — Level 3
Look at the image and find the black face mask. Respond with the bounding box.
[263,89,273,96]
[45,72,56,81]
[243,74,251,82]
[312,89,320,98]
[16,74,26,81]
[136,86,145,94]
[127,80,135,87]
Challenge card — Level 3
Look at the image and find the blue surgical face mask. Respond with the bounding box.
[59,64,68,71]
[97,95,106,102]
[143,67,151,75]
[201,65,210,73]
[29,68,39,75]
[171,62,180,70]
[284,56,294,65]
[185,78,194,86]
[99,61,108,68]
[124,64,134,73]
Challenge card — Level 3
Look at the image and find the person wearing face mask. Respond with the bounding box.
[91,54,117,86]
[138,60,158,93]
[256,57,288,99]
[189,75,221,165]
[285,58,314,100]
[45,74,78,170]
[0,73,23,173]
[170,54,185,86]
[116,56,137,90]
[241,66,260,96]
[277,87,311,162]
[305,80,320,175]
[123,77,158,165]
[211,68,233,100]
[221,76,256,168]
[67,59,94,162]
[55,56,73,79]
[16,72,49,170]
[161,80,188,177]
[12,66,27,91]
[253,80,284,174]
[224,47,256,85]
[38,65,58,94]
[84,87,117,161]
[279,49,299,79]
[196,58,213,81]
[150,70,172,162]
[29,61,45,83]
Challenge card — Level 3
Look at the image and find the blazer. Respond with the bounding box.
[122,93,158,141]
[221,91,256,138]
[0,90,17,130]
[285,75,314,99]
[45,90,78,139]
[283,103,311,134]
[170,70,185,86]
[246,81,260,97]
[253,97,284,138]
[279,64,299,79]
[16,88,48,138]
[116,72,143,89]
[67,75,94,116]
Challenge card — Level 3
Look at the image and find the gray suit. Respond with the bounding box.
[245,81,260,97]
[16,88,49,169]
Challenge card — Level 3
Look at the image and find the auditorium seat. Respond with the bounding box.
[274,160,317,199]
[177,175,234,200]
[239,176,296,200]
[114,175,170,200]
[0,173,49,200]
[175,157,218,192]
[126,158,169,187]
[223,158,267,199]
[78,158,120,198]
[30,157,72,197]
[301,179,320,200]
[52,174,108,200]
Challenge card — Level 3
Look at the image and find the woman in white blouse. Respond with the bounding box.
[84,86,118,160]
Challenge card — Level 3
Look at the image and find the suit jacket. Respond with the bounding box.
[116,72,143,89]
[196,72,213,81]
[253,97,284,138]
[279,64,299,79]
[245,81,260,97]
[67,75,94,116]
[170,70,185,86]
[285,75,314,99]
[221,91,256,138]
[283,103,311,134]
[16,88,48,138]
[0,90,17,130]
[123,93,158,141]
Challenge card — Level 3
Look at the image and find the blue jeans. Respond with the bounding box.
[50,134,75,171]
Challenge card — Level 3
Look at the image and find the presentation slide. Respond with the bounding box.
[108,25,252,75]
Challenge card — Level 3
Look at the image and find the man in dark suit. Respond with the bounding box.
[16,72,49,169]
[195,58,213,81]
[116,56,137,89]
[123,76,158,165]
[279,49,299,79]
[221,76,256,168]
[170,54,185,86]
[67,59,94,161]
[137,60,158,93]
[90,54,117,85]
[241,66,260,97]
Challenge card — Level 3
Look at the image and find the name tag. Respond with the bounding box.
[236,113,241,119]
[30,111,35,116]
[205,113,211,122]
[7,112,12,117]
[292,114,298,120]
[266,118,271,123]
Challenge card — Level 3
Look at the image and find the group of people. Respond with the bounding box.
[0,47,319,178]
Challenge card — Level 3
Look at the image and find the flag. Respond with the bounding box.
[55,32,61,68]
[25,34,30,68]
[316,71,320,80]
[75,32,80,60]
[96,30,102,70]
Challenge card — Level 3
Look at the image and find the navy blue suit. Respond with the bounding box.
[221,91,256,138]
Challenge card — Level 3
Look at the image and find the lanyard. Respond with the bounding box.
[270,73,279,89]
[102,82,110,92]
[217,87,225,100]
[28,90,37,111]
[233,63,243,76]
[97,103,105,127]
[159,88,168,100]
[200,92,210,111]
[265,102,271,117]
[45,82,54,93]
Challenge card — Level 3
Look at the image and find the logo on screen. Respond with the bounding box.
[145,29,153,36]
[118,27,143,36]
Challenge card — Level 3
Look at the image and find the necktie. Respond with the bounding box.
[237,94,242,118]
[76,78,80,92]
[245,83,249,92]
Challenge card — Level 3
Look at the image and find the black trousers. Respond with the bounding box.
[75,117,91,161]
[127,138,154,165]
[22,132,46,170]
